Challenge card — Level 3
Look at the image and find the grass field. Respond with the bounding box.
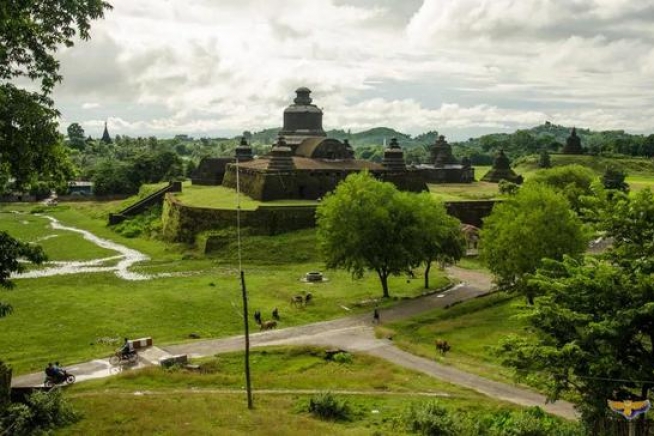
[380,293,532,384]
[175,184,318,210]
[58,346,537,435]
[0,205,447,375]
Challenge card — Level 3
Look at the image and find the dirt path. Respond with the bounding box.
[12,267,577,419]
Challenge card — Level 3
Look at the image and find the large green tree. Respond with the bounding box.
[526,165,596,216]
[480,184,588,304]
[316,172,418,298]
[602,188,654,272]
[1,1,112,187]
[67,122,86,151]
[317,173,465,297]
[409,192,465,289]
[500,256,654,427]
[0,0,111,314]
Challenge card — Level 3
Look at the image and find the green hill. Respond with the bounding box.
[515,153,654,176]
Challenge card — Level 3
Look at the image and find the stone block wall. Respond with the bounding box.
[163,193,497,245]
[162,194,317,243]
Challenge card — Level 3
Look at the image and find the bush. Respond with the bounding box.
[460,407,584,436]
[113,205,163,239]
[498,180,520,196]
[307,392,351,421]
[28,182,51,200]
[1,389,80,435]
[332,352,353,364]
[399,401,457,436]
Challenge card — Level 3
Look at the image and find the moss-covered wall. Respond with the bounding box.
[224,167,427,201]
[163,193,498,244]
[162,193,317,243]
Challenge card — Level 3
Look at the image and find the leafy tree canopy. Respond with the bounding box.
[409,192,465,289]
[601,188,654,273]
[1,0,112,94]
[500,256,654,426]
[316,172,414,298]
[526,164,596,215]
[0,231,46,317]
[480,183,589,303]
[0,0,110,317]
[317,172,464,298]
[66,122,86,151]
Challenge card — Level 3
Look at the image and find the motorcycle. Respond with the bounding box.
[109,349,139,366]
[44,369,76,387]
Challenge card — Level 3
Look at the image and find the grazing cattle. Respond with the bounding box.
[260,320,277,331]
[253,310,262,325]
[304,293,313,305]
[272,307,280,321]
[291,295,304,307]
[435,339,451,355]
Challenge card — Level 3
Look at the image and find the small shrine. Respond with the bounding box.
[415,135,474,183]
[481,149,523,184]
[562,127,583,154]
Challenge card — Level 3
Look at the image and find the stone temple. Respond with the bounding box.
[561,127,583,154]
[414,135,474,183]
[222,88,427,201]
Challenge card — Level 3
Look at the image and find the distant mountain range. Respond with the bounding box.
[245,123,654,162]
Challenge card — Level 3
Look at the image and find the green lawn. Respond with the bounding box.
[429,181,500,202]
[0,205,448,375]
[59,347,530,435]
[382,293,532,384]
[175,183,318,210]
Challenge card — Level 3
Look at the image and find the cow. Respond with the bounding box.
[260,320,277,331]
[435,339,451,355]
[291,295,304,307]
[304,293,313,305]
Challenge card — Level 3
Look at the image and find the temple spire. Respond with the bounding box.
[101,120,112,144]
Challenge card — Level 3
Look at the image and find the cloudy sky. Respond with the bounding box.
[52,0,654,141]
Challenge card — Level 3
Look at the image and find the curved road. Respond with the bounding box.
[12,267,577,419]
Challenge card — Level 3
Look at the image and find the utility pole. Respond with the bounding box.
[235,155,253,409]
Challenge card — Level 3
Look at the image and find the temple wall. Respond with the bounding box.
[420,167,475,183]
[162,192,497,245]
[223,167,427,201]
[162,193,317,243]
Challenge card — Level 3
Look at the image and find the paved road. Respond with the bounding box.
[12,267,577,419]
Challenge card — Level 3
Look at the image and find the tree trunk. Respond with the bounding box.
[526,293,534,305]
[424,260,432,290]
[0,361,11,410]
[377,269,390,298]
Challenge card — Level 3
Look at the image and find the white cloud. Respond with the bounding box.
[50,0,654,139]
